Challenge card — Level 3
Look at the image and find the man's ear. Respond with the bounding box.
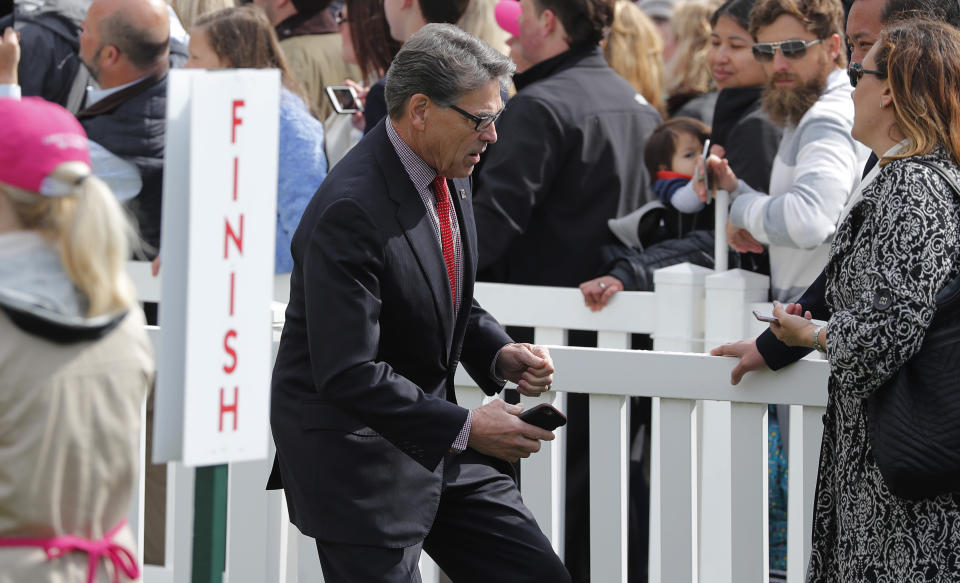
[826,33,842,63]
[408,93,430,131]
[100,45,121,68]
[541,8,557,36]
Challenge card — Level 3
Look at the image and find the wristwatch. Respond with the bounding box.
[812,325,827,353]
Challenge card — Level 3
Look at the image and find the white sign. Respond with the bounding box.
[154,69,280,466]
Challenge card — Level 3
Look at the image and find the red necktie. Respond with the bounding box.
[432,175,457,307]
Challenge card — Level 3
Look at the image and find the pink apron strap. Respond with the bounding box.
[0,519,140,583]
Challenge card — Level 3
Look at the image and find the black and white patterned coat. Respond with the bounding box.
[807,148,960,582]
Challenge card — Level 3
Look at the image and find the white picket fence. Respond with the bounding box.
[127,262,827,583]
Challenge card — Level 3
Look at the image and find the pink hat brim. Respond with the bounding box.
[494,0,521,37]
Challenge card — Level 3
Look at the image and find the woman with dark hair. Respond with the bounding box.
[760,19,960,581]
[338,0,401,135]
[185,5,328,274]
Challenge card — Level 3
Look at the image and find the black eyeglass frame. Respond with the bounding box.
[751,38,823,62]
[847,62,887,88]
[449,104,504,132]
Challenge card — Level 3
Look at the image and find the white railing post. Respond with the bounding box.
[704,269,770,348]
[653,263,712,353]
[589,393,629,582]
[786,405,825,583]
[650,263,709,583]
[655,398,696,583]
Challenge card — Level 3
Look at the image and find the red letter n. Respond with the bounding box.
[224,214,244,259]
[219,387,238,432]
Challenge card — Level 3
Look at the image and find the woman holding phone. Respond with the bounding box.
[764,19,960,580]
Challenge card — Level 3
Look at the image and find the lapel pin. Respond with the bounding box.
[459,188,466,199]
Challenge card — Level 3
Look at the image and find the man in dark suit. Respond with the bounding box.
[268,24,571,583]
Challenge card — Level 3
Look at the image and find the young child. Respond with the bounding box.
[644,116,712,214]
[607,116,712,248]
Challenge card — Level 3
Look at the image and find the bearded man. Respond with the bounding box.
[717,0,869,303]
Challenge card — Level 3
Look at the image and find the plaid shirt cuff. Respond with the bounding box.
[450,411,472,454]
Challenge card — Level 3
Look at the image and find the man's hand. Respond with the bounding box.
[710,337,768,385]
[0,27,20,86]
[579,275,624,311]
[468,398,555,462]
[726,220,764,254]
[496,343,555,397]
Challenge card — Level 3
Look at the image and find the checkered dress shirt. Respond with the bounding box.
[386,121,471,453]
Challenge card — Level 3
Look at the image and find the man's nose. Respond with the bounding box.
[772,50,791,72]
[481,122,498,143]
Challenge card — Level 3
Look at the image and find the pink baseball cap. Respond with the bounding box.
[0,97,92,197]
[495,0,521,37]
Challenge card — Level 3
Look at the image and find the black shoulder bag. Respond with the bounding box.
[866,158,960,501]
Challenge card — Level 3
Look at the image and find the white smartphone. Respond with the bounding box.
[701,139,711,192]
[753,310,829,327]
[325,85,363,114]
[753,310,778,323]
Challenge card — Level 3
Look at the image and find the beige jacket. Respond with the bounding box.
[0,307,153,582]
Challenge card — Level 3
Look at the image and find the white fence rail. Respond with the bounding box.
[128,262,827,583]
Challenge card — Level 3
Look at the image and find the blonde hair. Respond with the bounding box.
[0,163,137,317]
[458,0,510,56]
[604,1,665,113]
[168,0,236,29]
[666,1,717,96]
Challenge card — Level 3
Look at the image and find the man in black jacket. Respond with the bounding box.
[472,0,661,288]
[711,0,960,381]
[75,0,179,258]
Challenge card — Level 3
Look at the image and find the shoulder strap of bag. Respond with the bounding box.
[909,158,960,305]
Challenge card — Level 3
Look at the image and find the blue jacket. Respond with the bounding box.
[276,89,328,273]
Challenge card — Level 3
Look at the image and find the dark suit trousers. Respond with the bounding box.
[315,449,571,583]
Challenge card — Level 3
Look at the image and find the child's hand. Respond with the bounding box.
[692,157,709,202]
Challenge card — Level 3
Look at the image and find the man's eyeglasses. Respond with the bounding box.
[449,104,503,132]
[335,10,350,25]
[847,62,886,88]
[752,38,823,62]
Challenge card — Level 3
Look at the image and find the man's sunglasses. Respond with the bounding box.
[847,62,886,88]
[449,104,504,132]
[752,38,823,62]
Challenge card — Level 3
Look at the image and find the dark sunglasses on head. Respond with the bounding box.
[449,104,504,132]
[847,62,886,88]
[752,38,823,62]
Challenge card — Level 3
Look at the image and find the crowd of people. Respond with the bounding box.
[2,0,960,581]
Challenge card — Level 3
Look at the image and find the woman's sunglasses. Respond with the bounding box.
[847,62,887,88]
[752,38,823,63]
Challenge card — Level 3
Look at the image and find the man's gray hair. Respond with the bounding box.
[385,23,515,120]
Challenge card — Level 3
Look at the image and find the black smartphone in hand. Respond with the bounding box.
[519,403,567,431]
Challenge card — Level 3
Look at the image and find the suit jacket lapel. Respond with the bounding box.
[376,132,456,356]
[449,176,475,358]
